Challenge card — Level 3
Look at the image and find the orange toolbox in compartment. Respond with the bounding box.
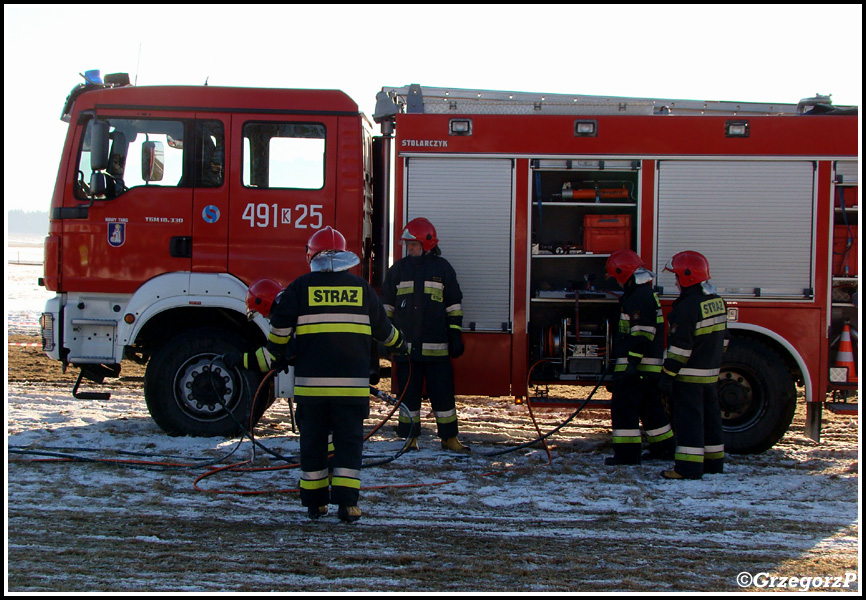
[583,214,632,253]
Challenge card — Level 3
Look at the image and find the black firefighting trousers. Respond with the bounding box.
[296,402,369,508]
[611,375,676,462]
[393,360,459,440]
[670,380,725,479]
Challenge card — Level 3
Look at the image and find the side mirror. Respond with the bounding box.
[90,120,111,171]
[141,140,165,182]
[89,172,107,198]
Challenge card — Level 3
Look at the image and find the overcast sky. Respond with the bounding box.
[4,3,862,216]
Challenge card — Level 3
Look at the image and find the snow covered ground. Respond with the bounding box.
[5,238,861,592]
[5,380,860,592]
[5,235,51,335]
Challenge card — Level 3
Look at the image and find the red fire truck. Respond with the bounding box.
[40,73,858,453]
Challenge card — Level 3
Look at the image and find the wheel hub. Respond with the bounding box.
[718,371,752,419]
[177,357,235,418]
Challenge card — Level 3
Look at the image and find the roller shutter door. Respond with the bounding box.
[655,161,815,298]
[835,160,858,184]
[405,157,513,331]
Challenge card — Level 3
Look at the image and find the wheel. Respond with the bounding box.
[718,337,796,454]
[144,327,273,436]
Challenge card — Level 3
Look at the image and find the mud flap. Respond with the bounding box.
[805,401,822,443]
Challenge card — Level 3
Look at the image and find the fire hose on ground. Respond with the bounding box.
[9,356,612,495]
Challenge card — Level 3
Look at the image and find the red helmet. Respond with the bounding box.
[245,278,284,319]
[401,217,438,252]
[664,251,711,287]
[306,226,347,262]
[605,249,645,285]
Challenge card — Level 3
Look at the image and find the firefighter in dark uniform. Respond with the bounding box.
[604,249,676,465]
[382,217,469,453]
[228,227,406,522]
[658,251,728,480]
[242,277,344,457]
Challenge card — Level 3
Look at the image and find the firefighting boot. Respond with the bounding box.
[643,436,676,461]
[338,505,362,523]
[703,460,724,475]
[441,437,471,454]
[606,440,642,465]
[661,469,701,480]
[405,437,419,451]
[307,505,329,520]
[641,449,675,461]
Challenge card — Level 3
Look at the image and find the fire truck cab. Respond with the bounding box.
[41,73,378,435]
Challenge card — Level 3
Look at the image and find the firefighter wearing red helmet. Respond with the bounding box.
[659,250,729,480]
[230,278,287,371]
[245,278,284,322]
[399,216,439,252]
[228,226,406,521]
[305,225,346,263]
[382,217,469,453]
[243,276,340,459]
[603,249,675,465]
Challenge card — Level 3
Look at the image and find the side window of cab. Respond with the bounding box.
[74,118,187,200]
[241,122,325,189]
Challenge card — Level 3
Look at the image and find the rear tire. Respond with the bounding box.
[718,337,796,454]
[144,327,273,436]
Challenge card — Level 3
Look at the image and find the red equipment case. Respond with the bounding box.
[583,214,632,253]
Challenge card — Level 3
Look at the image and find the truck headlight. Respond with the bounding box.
[39,313,55,352]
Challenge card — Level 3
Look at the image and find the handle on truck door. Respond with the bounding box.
[170,236,192,258]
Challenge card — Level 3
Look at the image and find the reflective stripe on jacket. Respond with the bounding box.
[612,281,665,374]
[382,252,463,362]
[662,285,728,384]
[265,270,399,404]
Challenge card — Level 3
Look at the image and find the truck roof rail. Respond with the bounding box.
[380,84,857,117]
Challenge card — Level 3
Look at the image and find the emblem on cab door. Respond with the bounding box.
[202,205,221,223]
[108,223,126,247]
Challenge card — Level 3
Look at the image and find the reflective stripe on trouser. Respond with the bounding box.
[295,401,368,508]
[638,382,676,455]
[704,443,725,474]
[645,423,675,452]
[671,380,724,479]
[397,409,421,437]
[394,360,458,440]
[611,376,674,461]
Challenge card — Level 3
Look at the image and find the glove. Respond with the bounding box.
[271,355,291,373]
[222,350,243,369]
[390,331,409,356]
[658,373,675,398]
[623,361,640,382]
[448,329,465,358]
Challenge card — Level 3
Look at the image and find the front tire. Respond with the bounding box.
[144,327,272,436]
[718,337,796,454]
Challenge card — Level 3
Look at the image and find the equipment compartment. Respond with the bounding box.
[528,162,639,382]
